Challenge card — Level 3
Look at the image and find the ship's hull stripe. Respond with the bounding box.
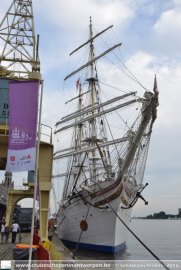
[61,239,126,254]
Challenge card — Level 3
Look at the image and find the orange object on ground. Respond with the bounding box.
[16,244,39,249]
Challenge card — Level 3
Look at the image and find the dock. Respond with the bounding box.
[0,229,74,261]
[50,226,74,260]
[0,232,31,260]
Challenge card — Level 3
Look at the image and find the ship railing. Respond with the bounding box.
[38,123,52,144]
[14,186,29,190]
[76,178,96,193]
[76,175,115,194]
[22,177,27,184]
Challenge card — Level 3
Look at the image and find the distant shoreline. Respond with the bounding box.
[132,211,181,220]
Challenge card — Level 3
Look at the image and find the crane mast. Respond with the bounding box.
[0,0,41,80]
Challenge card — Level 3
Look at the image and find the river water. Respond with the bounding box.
[65,220,181,260]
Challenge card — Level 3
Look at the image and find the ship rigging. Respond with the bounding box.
[53,17,159,254]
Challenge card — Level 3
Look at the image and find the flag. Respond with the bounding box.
[153,75,159,94]
[76,78,80,90]
[6,80,39,172]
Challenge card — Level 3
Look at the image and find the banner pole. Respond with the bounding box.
[28,80,44,267]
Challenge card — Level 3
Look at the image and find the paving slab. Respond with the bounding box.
[0,231,31,260]
[50,227,74,260]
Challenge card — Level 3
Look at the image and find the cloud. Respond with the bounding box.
[153,2,181,52]
[122,52,181,127]
[33,0,134,79]
[154,9,181,34]
[36,0,133,32]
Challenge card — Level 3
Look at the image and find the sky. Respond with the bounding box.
[0,0,181,217]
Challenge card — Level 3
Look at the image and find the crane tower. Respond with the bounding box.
[0,1,53,250]
[0,0,41,80]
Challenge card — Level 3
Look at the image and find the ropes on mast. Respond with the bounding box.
[70,25,113,56]
[64,43,122,80]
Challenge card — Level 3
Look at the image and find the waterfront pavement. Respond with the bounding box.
[50,228,93,270]
[0,228,77,262]
[0,231,31,260]
[50,226,74,260]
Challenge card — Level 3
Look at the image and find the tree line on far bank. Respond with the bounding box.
[145,211,181,219]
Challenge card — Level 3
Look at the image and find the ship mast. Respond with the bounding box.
[55,20,127,194]
[78,82,82,184]
[89,17,97,182]
[79,82,82,146]
[90,17,94,109]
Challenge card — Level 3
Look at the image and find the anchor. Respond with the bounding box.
[121,183,148,209]
[136,191,148,205]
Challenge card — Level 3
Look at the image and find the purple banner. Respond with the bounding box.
[6,80,39,172]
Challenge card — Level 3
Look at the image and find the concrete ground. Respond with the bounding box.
[50,226,74,260]
[0,227,75,262]
[0,231,31,260]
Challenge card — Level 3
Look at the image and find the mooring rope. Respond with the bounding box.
[75,179,170,270]
[72,194,92,260]
[94,180,170,270]
[107,202,170,270]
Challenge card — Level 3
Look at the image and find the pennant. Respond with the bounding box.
[76,78,80,90]
[153,75,159,94]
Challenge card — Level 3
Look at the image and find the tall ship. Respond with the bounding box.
[53,18,159,254]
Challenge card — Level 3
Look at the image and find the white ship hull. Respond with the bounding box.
[54,19,158,256]
[57,181,133,254]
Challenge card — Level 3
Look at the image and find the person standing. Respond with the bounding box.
[4,223,9,244]
[11,220,20,243]
[1,219,6,244]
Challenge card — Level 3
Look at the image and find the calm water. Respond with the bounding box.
[65,220,181,260]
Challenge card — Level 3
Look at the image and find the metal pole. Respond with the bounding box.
[36,34,39,63]
[28,80,44,267]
